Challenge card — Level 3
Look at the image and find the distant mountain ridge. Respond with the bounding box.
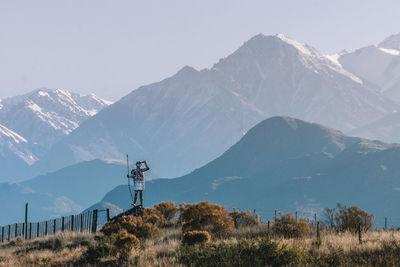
[31,34,396,178]
[98,116,400,224]
[337,33,400,143]
[0,159,125,225]
[0,88,111,181]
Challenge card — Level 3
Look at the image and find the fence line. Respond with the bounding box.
[0,209,110,243]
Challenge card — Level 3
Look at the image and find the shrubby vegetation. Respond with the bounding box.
[272,212,310,238]
[323,203,375,232]
[229,208,260,228]
[182,230,212,245]
[154,201,179,225]
[2,201,397,267]
[179,201,235,237]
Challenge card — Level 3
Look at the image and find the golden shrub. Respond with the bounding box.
[182,230,212,245]
[101,215,158,240]
[154,201,179,224]
[179,201,234,237]
[111,229,140,262]
[142,208,164,226]
[272,212,310,238]
[229,208,260,228]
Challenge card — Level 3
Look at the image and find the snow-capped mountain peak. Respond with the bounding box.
[0,88,112,137]
[0,88,112,180]
[275,33,316,56]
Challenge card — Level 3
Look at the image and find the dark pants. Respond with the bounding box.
[134,190,143,207]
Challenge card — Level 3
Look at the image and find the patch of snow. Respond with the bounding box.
[0,123,27,143]
[378,47,400,56]
[37,91,50,97]
[325,54,342,67]
[27,101,43,113]
[276,33,312,55]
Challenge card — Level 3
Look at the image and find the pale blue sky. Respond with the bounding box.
[1,0,399,100]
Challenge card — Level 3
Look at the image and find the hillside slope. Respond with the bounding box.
[100,116,400,221]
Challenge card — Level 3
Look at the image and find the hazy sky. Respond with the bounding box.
[1,0,399,101]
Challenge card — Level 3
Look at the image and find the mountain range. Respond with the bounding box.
[29,34,398,179]
[3,33,400,226]
[0,88,111,181]
[0,159,124,225]
[99,116,400,225]
[337,33,400,143]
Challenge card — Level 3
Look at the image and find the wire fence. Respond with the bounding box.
[0,209,110,243]
[253,208,400,230]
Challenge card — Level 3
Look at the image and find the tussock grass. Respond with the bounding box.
[2,224,400,266]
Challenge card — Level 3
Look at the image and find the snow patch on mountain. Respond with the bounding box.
[276,33,313,55]
[378,47,400,56]
[275,34,362,84]
[0,123,27,144]
[0,123,37,165]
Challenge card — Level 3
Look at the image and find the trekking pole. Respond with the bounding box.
[126,154,134,204]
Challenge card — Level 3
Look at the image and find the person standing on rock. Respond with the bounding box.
[127,160,150,208]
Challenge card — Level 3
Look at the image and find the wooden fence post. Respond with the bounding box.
[317,221,320,240]
[1,226,4,242]
[45,221,48,236]
[107,208,110,222]
[29,223,32,240]
[267,220,270,235]
[22,224,24,239]
[92,210,98,233]
[295,211,298,221]
[314,213,317,228]
[358,223,362,244]
[53,219,56,234]
[36,222,40,238]
[25,203,28,240]
[15,223,18,239]
[71,215,74,231]
[61,217,65,232]
[80,214,84,232]
[8,225,11,241]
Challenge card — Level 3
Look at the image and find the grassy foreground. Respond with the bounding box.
[2,225,400,266]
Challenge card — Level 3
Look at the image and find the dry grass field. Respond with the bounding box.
[1,203,399,266]
[1,226,400,266]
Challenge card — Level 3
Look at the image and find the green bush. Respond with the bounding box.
[229,208,260,228]
[182,230,212,245]
[272,212,310,238]
[179,202,235,238]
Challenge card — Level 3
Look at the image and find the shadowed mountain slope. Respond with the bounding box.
[99,117,400,223]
